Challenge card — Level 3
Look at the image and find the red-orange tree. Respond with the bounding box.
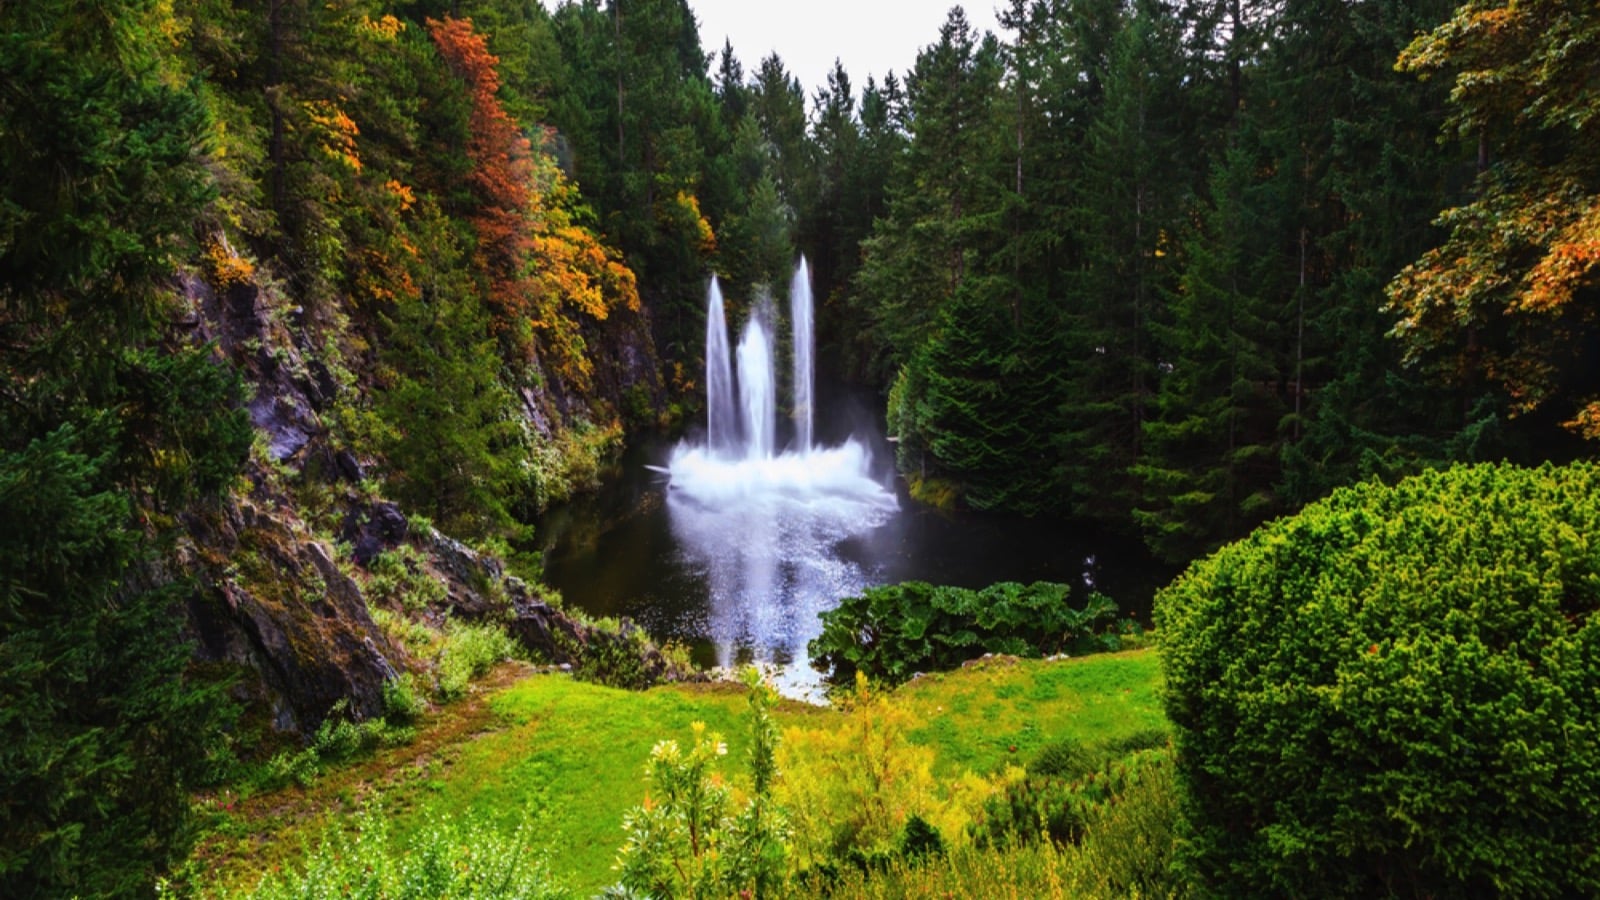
[428,16,639,391]
[1387,0,1600,437]
[428,15,537,340]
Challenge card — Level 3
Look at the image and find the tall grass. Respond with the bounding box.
[220,804,568,899]
[793,751,1186,899]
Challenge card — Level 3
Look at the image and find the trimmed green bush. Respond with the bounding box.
[810,581,1135,684]
[1157,462,1600,896]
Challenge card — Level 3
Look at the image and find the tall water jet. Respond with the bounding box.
[736,297,776,460]
[669,262,898,698]
[705,276,737,455]
[791,256,814,453]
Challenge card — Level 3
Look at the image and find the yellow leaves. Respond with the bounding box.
[202,236,254,289]
[304,99,361,174]
[777,675,996,866]
[658,190,717,255]
[359,14,405,40]
[520,154,642,391]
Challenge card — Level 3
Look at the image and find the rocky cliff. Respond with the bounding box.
[170,244,674,742]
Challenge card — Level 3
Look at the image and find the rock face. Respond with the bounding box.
[169,235,672,740]
[181,486,399,733]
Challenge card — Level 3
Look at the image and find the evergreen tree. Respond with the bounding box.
[1056,0,1189,521]
[1136,140,1290,561]
[853,7,1004,374]
[0,1,251,893]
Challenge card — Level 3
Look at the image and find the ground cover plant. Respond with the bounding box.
[1159,462,1600,896]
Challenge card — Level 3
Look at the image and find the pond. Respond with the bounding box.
[541,264,1170,699]
[538,395,1170,701]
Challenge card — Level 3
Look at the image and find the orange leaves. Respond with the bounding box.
[1563,400,1600,441]
[429,16,535,332]
[1520,199,1600,313]
[427,16,640,391]
[384,179,415,212]
[304,99,362,175]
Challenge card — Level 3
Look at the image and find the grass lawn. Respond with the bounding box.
[897,649,1167,775]
[196,649,1164,896]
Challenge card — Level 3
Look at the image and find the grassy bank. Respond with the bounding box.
[196,649,1164,895]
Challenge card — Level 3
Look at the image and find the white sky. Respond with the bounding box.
[689,1,1005,106]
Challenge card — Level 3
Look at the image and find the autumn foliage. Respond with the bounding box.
[1387,0,1600,437]
[428,16,638,389]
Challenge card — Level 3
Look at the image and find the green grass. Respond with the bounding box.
[199,649,1165,896]
[895,649,1166,775]
[407,678,827,892]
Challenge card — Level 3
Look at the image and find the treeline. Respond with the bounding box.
[482,0,1597,565]
[769,0,1597,563]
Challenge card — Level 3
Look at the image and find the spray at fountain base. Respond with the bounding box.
[666,440,898,514]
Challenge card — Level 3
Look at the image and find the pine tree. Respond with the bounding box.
[1135,140,1290,561]
[0,2,250,892]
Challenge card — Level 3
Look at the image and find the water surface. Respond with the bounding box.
[540,418,1168,699]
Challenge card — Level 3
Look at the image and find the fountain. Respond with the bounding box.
[792,258,814,454]
[705,277,737,454]
[665,258,898,696]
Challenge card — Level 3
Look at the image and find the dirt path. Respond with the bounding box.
[189,661,541,890]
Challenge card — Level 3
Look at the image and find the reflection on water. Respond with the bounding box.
[662,441,898,698]
[540,431,1171,702]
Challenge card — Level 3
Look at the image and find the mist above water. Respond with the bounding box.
[666,260,897,696]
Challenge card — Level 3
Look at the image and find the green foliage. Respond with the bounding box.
[786,755,1184,899]
[810,581,1134,685]
[0,2,250,894]
[380,673,427,727]
[195,651,1168,894]
[435,618,525,701]
[975,747,1171,848]
[256,700,416,791]
[1158,462,1600,896]
[365,545,448,611]
[230,803,567,899]
[611,669,789,899]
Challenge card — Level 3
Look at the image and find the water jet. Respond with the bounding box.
[665,259,897,695]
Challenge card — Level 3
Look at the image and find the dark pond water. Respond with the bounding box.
[538,395,1171,699]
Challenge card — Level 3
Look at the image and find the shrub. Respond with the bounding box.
[231,803,566,899]
[975,748,1172,849]
[436,618,524,700]
[254,700,416,790]
[810,581,1133,684]
[1157,462,1600,896]
[610,669,788,899]
[365,544,448,611]
[778,674,992,870]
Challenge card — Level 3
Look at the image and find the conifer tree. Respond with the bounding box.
[0,2,250,892]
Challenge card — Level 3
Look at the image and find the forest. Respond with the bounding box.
[2,0,1598,896]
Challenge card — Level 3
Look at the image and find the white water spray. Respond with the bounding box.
[792,258,814,453]
[668,258,898,696]
[705,276,737,455]
[736,296,777,460]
